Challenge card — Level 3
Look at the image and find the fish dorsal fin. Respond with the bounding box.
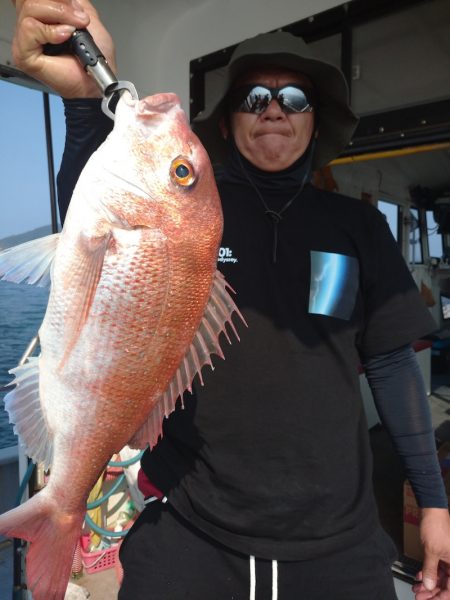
[5,357,54,469]
[128,269,246,449]
[0,233,60,287]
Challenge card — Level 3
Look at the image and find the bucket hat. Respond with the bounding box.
[192,31,359,170]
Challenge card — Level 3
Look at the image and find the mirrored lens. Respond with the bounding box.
[278,86,311,112]
[230,85,313,114]
[242,86,272,113]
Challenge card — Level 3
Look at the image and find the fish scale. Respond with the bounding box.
[0,91,245,599]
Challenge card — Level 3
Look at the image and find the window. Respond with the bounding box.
[377,200,399,241]
[409,207,423,264]
[426,210,444,259]
[0,80,65,241]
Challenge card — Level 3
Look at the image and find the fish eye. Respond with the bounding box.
[170,156,196,187]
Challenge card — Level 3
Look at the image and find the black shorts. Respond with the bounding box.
[118,500,398,600]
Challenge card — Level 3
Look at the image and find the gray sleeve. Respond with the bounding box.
[363,344,447,508]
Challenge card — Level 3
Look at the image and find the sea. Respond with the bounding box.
[0,281,49,450]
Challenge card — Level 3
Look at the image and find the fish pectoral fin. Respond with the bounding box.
[5,357,54,469]
[58,231,112,370]
[0,233,60,287]
[128,269,247,450]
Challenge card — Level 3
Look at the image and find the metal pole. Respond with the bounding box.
[42,92,59,234]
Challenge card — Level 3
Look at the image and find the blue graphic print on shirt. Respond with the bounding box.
[309,251,359,320]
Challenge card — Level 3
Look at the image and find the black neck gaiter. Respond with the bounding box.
[220,138,315,262]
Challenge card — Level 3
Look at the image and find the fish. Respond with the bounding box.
[0,91,244,600]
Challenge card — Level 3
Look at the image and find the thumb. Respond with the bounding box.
[422,554,440,591]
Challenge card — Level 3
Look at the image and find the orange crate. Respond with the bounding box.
[80,544,118,574]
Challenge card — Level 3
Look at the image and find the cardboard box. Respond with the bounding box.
[403,442,450,561]
[403,479,423,561]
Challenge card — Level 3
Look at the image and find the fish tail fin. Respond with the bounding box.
[0,490,84,600]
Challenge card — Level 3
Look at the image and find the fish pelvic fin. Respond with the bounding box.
[5,357,54,469]
[128,269,247,449]
[0,233,60,287]
[0,489,84,600]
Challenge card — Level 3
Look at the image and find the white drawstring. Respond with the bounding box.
[143,495,168,505]
[249,556,278,600]
[272,560,278,600]
[249,555,256,600]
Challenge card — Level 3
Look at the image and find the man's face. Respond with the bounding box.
[222,67,316,172]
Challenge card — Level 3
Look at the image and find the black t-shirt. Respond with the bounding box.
[142,179,436,560]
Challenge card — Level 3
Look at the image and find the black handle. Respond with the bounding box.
[43,29,103,69]
[43,28,119,97]
[42,27,134,116]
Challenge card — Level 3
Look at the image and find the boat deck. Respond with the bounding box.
[73,566,120,599]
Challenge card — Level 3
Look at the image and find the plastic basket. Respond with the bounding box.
[80,544,118,574]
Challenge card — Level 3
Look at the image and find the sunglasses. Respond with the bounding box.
[228,84,315,114]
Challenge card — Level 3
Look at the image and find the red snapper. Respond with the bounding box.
[0,91,243,599]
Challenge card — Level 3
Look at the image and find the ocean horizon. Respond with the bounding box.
[0,281,48,450]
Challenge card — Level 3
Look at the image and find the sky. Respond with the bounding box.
[0,79,65,239]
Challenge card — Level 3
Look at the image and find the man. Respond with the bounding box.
[12,1,450,598]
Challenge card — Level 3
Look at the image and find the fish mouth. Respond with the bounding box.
[137,93,182,116]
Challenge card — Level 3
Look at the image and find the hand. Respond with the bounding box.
[12,0,117,98]
[413,508,450,599]
[413,563,450,599]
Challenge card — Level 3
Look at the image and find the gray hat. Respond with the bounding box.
[192,31,359,170]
